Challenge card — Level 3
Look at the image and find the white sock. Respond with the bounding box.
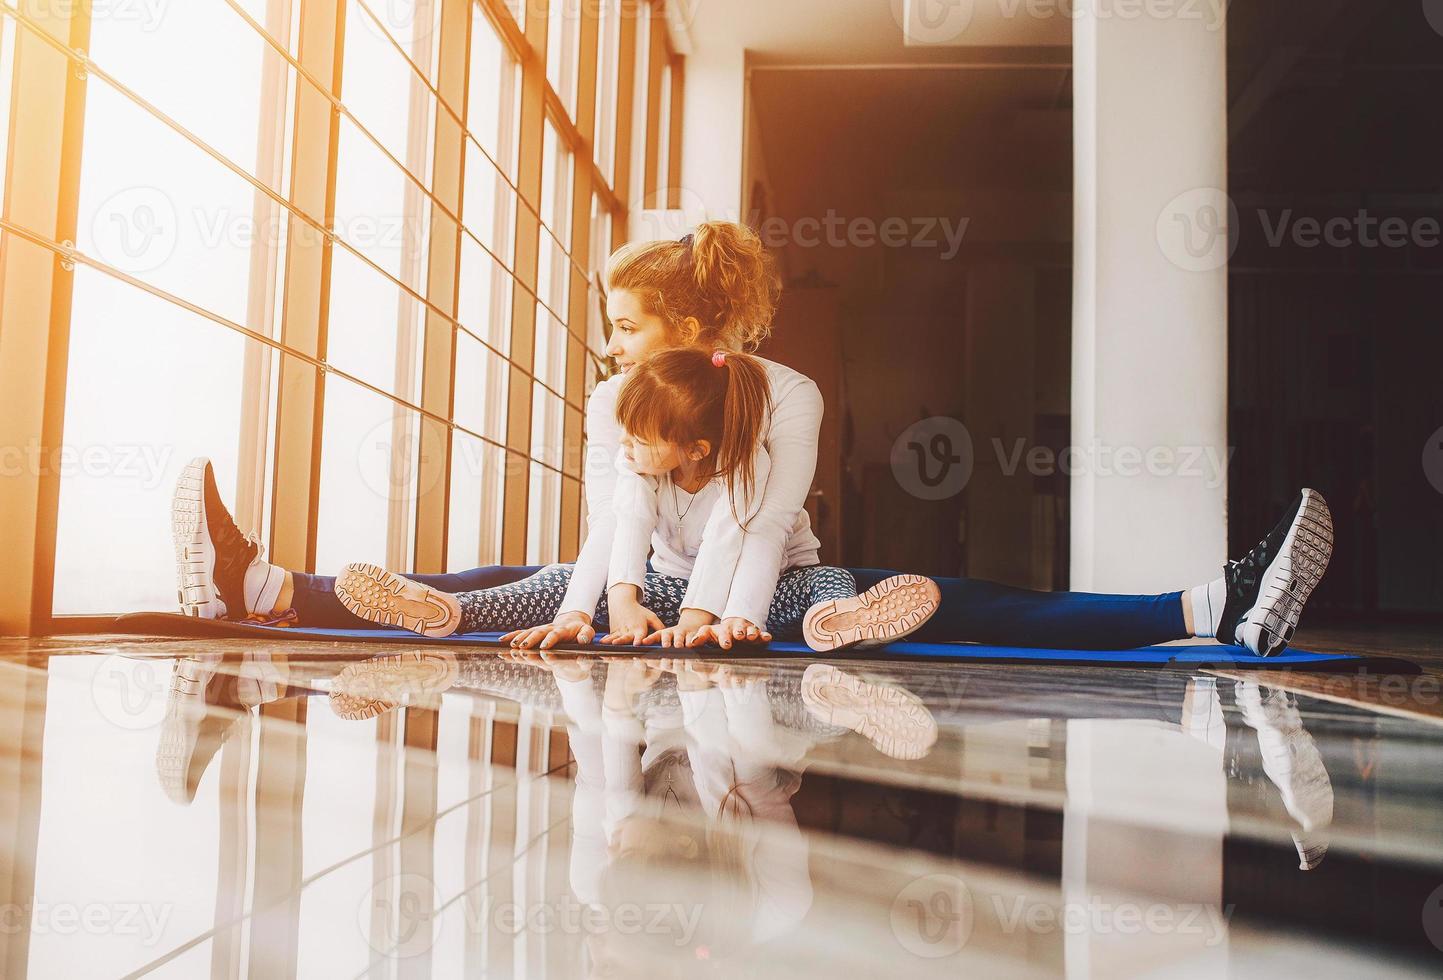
[1188,577,1227,639]
[243,559,285,617]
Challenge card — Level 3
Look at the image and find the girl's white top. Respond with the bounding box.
[558,356,823,624]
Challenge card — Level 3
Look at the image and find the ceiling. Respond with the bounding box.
[680,0,1071,65]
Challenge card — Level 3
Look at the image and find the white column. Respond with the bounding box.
[1071,3,1230,593]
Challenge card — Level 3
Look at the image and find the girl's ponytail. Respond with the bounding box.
[713,352,770,511]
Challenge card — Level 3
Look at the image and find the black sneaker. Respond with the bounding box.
[1217,489,1334,656]
[172,457,259,619]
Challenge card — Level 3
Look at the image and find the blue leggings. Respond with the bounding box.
[290,564,1187,649]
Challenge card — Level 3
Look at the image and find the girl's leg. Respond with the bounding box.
[763,566,860,639]
[845,567,1186,649]
[454,565,579,633]
[291,565,542,628]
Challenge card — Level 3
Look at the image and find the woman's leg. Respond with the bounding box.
[844,567,1186,649]
[291,565,542,628]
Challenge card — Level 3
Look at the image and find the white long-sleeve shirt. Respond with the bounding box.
[560,357,824,623]
[605,446,821,604]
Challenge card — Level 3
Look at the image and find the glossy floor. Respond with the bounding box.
[1,628,1441,978]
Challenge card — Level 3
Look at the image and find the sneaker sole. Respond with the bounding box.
[800,664,938,761]
[1239,489,1334,657]
[802,574,941,652]
[330,652,459,721]
[172,457,226,618]
[335,564,462,638]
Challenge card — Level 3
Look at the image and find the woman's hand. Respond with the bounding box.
[686,617,772,650]
[501,611,596,651]
[601,600,664,646]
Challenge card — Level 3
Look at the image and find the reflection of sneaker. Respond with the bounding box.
[1292,831,1330,871]
[1218,489,1333,656]
[802,574,941,652]
[334,564,462,637]
[329,652,459,720]
[154,655,288,803]
[1235,679,1334,869]
[172,457,285,620]
[800,664,937,760]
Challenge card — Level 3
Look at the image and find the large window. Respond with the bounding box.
[1,0,674,621]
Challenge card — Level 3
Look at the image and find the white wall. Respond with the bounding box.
[1071,7,1230,593]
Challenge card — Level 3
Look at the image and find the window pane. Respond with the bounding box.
[453,330,510,446]
[628,0,651,209]
[75,81,266,328]
[658,61,672,192]
[593,0,620,185]
[546,0,581,119]
[462,139,517,267]
[448,432,507,569]
[325,243,428,400]
[468,6,521,179]
[316,374,422,572]
[0,12,15,195]
[526,462,561,564]
[352,0,443,86]
[532,304,569,397]
[85,0,293,195]
[530,385,566,470]
[457,233,515,358]
[52,268,251,614]
[342,0,439,177]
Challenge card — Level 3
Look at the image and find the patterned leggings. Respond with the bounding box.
[456,563,859,638]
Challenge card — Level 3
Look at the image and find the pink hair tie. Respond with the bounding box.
[711,351,727,368]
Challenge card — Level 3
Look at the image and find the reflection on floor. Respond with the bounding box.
[1,628,1441,978]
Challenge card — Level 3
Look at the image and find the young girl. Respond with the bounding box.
[332,349,944,651]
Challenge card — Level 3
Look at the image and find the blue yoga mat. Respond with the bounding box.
[109,613,1382,669]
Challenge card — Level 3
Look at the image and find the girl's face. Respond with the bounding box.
[619,430,712,478]
[605,288,697,373]
[618,430,685,476]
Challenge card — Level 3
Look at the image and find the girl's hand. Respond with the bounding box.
[601,603,664,646]
[687,617,772,650]
[501,611,596,651]
[642,624,693,648]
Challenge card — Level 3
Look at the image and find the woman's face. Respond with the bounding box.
[604,288,689,373]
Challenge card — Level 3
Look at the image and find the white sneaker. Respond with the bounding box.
[334,563,462,637]
[802,574,941,652]
[801,664,938,761]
